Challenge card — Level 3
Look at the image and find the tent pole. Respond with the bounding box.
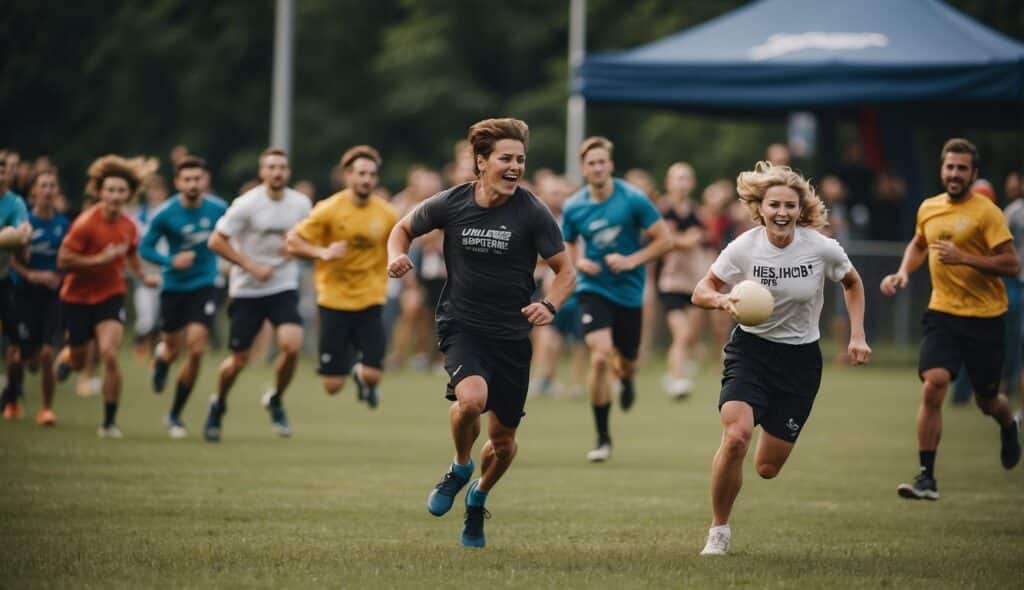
[565,0,586,182]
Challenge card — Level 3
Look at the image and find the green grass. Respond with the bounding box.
[1,351,1022,589]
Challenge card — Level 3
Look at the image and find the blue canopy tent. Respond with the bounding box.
[576,0,1024,125]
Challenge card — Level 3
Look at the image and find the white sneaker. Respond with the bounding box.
[666,377,693,400]
[586,442,612,462]
[1015,408,1023,431]
[165,416,188,439]
[700,525,731,556]
[97,425,124,439]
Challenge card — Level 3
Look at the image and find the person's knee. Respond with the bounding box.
[756,462,782,479]
[361,366,382,386]
[589,347,612,371]
[975,395,998,415]
[922,372,949,408]
[455,380,487,416]
[721,425,751,458]
[227,352,250,372]
[490,435,517,461]
[98,345,119,367]
[322,377,345,396]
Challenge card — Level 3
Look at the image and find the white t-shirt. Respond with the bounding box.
[215,185,312,298]
[711,226,853,344]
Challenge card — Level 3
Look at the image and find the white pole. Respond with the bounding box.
[271,0,294,153]
[565,0,586,182]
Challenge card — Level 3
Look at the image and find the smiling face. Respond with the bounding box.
[477,138,525,199]
[941,152,978,201]
[758,184,801,244]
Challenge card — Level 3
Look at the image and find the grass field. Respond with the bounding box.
[1,350,1022,589]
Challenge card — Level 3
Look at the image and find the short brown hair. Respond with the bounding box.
[579,136,613,161]
[941,138,979,169]
[259,147,288,163]
[340,145,382,170]
[175,156,207,176]
[85,155,143,198]
[467,118,529,176]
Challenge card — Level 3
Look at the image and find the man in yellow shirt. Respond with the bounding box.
[287,146,398,408]
[881,138,1021,500]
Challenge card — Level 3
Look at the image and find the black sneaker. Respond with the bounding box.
[353,368,368,403]
[203,397,225,442]
[151,359,169,394]
[1000,420,1021,470]
[620,378,635,412]
[461,505,490,548]
[261,389,291,437]
[897,473,939,500]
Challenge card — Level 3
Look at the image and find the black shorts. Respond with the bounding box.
[15,285,62,355]
[659,291,694,312]
[0,279,17,343]
[160,286,219,333]
[439,329,532,429]
[719,327,823,443]
[318,305,385,376]
[227,290,302,352]
[578,292,643,360]
[918,310,1004,399]
[63,295,126,347]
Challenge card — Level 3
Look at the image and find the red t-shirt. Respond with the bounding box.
[59,205,138,305]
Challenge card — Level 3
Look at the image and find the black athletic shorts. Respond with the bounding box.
[160,286,219,333]
[317,305,385,376]
[15,284,62,355]
[578,291,643,360]
[659,291,694,312]
[63,295,126,347]
[918,310,1004,399]
[0,278,17,343]
[227,290,302,352]
[719,327,823,443]
[439,328,532,429]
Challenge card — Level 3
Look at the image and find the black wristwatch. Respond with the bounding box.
[540,299,557,315]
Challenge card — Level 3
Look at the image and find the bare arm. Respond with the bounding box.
[126,251,160,288]
[0,222,32,250]
[208,230,273,281]
[691,269,734,313]
[286,229,346,262]
[386,212,417,278]
[605,219,673,273]
[57,242,126,270]
[673,225,704,250]
[522,251,576,326]
[840,268,871,364]
[930,239,1019,277]
[880,234,928,295]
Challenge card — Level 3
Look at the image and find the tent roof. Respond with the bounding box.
[576,0,1024,113]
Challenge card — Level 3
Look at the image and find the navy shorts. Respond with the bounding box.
[439,328,532,429]
[578,292,643,360]
[918,310,1004,399]
[160,286,219,333]
[63,295,126,347]
[317,305,385,376]
[227,290,302,352]
[719,327,822,443]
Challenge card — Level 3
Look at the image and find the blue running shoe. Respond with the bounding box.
[262,389,291,437]
[427,463,472,516]
[152,359,169,394]
[203,397,225,442]
[461,499,490,548]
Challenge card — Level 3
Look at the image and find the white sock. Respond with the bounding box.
[709,524,730,534]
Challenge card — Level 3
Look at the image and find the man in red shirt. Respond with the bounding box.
[58,155,159,438]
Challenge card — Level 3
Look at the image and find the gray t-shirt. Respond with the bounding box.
[215,185,311,298]
[711,226,853,344]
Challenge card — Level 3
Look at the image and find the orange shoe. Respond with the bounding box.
[3,402,24,420]
[35,408,57,426]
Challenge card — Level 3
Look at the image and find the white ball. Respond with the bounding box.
[730,280,774,326]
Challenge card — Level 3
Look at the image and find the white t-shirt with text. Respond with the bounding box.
[711,226,853,344]
[215,185,311,298]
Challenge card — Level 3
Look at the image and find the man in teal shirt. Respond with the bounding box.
[140,157,226,438]
[0,150,31,419]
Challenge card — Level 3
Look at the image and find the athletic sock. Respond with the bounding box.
[592,403,611,444]
[919,450,936,479]
[103,401,118,428]
[467,484,489,507]
[170,381,194,419]
[452,459,473,480]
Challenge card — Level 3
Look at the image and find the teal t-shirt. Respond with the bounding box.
[561,178,661,307]
[0,190,29,279]
[140,195,226,292]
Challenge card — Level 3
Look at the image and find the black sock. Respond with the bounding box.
[919,450,936,479]
[103,401,118,427]
[592,403,611,444]
[170,381,193,419]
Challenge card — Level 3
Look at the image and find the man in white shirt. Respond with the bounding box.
[204,147,312,441]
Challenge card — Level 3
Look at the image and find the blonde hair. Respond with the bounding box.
[736,161,827,229]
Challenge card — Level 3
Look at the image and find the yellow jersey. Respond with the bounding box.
[294,190,399,311]
[915,192,1012,318]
